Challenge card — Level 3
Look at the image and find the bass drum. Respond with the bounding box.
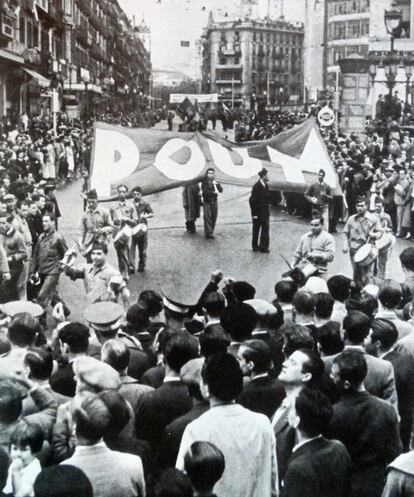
[354,244,378,267]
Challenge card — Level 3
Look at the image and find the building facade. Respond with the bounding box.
[0,0,151,121]
[201,14,304,107]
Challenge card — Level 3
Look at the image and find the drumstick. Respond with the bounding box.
[279,254,292,270]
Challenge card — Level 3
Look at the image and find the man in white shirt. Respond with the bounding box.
[177,353,279,497]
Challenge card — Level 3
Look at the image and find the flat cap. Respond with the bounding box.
[245,299,276,316]
[303,277,329,294]
[84,302,123,332]
[180,357,205,385]
[0,301,43,318]
[73,356,120,391]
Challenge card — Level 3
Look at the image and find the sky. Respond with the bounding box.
[119,0,306,78]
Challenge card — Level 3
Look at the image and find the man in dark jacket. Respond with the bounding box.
[283,388,351,497]
[328,350,402,497]
[249,167,270,253]
[201,168,223,239]
[369,318,414,451]
[237,339,285,418]
[135,331,199,449]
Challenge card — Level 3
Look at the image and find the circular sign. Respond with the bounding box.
[318,106,335,127]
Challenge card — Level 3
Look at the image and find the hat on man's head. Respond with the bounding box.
[245,299,276,316]
[162,286,196,316]
[3,193,15,202]
[73,356,121,391]
[84,302,123,332]
[86,189,98,200]
[0,301,43,318]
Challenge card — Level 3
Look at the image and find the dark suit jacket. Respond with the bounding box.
[238,375,285,419]
[157,401,209,469]
[282,437,352,497]
[383,349,414,451]
[323,348,398,410]
[327,391,402,497]
[273,405,296,486]
[249,180,270,220]
[135,380,192,450]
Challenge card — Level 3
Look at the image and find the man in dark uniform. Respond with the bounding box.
[249,168,270,253]
[201,168,223,239]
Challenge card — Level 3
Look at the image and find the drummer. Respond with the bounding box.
[372,197,394,281]
[343,195,383,288]
[291,211,336,279]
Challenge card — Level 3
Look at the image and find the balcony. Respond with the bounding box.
[215,79,242,84]
[48,1,63,25]
[88,9,101,31]
[215,63,242,70]
[219,43,241,56]
[90,43,105,61]
[74,26,88,46]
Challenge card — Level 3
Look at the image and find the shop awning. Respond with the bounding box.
[23,68,50,88]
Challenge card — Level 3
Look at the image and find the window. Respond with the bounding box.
[347,20,360,38]
[33,24,39,47]
[360,20,369,36]
[27,21,33,47]
[19,17,25,44]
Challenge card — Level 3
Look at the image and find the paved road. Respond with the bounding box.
[56,176,409,322]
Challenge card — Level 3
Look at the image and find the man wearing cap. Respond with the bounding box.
[79,190,113,262]
[249,168,270,253]
[130,186,153,273]
[292,211,335,279]
[110,185,135,279]
[343,196,382,287]
[64,242,130,308]
[304,169,334,231]
[84,302,150,380]
[0,213,28,302]
[30,213,68,308]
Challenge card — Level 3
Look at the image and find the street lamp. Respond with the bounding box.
[384,7,402,52]
[404,59,413,119]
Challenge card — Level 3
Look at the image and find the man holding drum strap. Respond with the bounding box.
[292,211,335,279]
[343,196,382,288]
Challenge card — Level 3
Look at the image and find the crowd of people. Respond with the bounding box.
[2,106,414,497]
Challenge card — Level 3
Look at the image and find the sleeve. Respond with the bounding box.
[323,235,336,262]
[57,236,68,260]
[269,428,279,497]
[79,216,86,244]
[0,243,9,274]
[217,182,223,193]
[64,265,85,280]
[175,424,195,471]
[145,203,154,215]
[11,235,28,263]
[385,408,403,465]
[382,364,400,416]
[30,237,40,273]
[381,469,407,497]
[51,404,76,463]
[24,387,58,441]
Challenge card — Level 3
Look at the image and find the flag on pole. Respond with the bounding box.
[90,118,342,201]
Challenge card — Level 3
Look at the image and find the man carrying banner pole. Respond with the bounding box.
[201,168,223,239]
[249,168,271,253]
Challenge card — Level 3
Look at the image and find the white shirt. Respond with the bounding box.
[177,404,279,497]
[4,457,41,495]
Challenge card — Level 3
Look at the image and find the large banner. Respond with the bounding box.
[90,119,341,200]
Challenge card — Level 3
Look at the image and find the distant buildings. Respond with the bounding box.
[201,12,304,108]
[0,0,151,120]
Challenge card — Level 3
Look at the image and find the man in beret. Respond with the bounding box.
[63,241,130,308]
[79,190,114,262]
[249,168,271,253]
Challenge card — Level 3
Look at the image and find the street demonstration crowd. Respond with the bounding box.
[2,110,414,497]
